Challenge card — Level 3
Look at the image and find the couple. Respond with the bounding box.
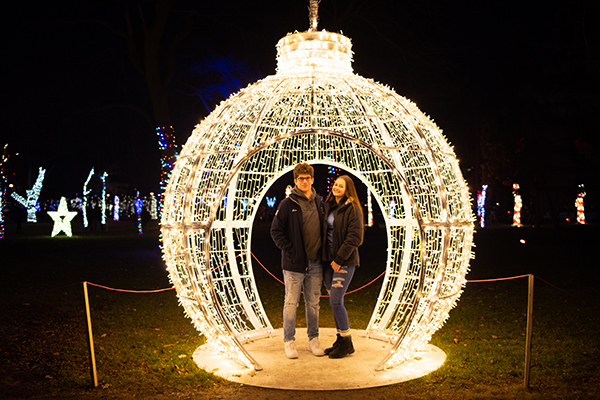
[270,163,364,360]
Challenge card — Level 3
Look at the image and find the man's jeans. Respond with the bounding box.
[282,260,323,342]
[323,265,356,332]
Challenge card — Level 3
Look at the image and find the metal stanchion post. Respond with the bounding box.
[83,282,98,387]
[524,274,534,389]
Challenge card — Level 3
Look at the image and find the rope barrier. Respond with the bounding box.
[466,274,531,283]
[84,281,173,293]
[250,252,386,297]
[251,252,285,285]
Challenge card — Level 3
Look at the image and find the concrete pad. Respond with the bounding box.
[193,328,445,390]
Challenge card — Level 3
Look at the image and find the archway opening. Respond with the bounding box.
[248,164,388,332]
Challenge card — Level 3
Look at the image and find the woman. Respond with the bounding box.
[322,175,364,359]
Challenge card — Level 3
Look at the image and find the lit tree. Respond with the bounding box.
[11,167,46,223]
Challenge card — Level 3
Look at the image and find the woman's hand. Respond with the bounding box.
[331,261,341,272]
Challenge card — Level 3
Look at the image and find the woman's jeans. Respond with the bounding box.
[282,260,323,343]
[323,265,356,332]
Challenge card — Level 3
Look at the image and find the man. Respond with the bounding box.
[270,163,325,359]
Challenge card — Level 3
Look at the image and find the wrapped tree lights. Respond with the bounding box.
[113,195,120,221]
[12,167,45,223]
[161,20,474,371]
[101,172,108,225]
[477,184,488,228]
[82,168,94,228]
[576,184,585,224]
[512,183,522,227]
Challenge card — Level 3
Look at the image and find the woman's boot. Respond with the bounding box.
[328,335,354,358]
[324,334,342,355]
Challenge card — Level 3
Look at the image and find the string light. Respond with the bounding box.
[0,144,12,239]
[576,184,585,224]
[367,190,373,227]
[113,195,120,221]
[0,190,4,239]
[47,196,78,237]
[156,126,178,217]
[135,190,143,235]
[389,199,396,218]
[327,166,339,192]
[512,183,522,227]
[161,23,474,371]
[82,168,94,228]
[11,167,45,223]
[100,172,108,225]
[477,184,488,228]
[150,192,158,220]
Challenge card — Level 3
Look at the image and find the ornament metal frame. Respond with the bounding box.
[161,30,474,372]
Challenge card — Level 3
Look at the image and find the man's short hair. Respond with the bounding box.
[293,163,314,179]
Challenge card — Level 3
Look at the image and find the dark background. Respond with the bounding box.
[3,0,598,225]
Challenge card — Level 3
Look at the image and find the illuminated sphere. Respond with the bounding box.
[161,30,474,371]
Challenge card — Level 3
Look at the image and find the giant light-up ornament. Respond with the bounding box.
[12,167,46,223]
[161,4,474,372]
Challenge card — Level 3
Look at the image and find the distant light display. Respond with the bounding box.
[0,144,11,239]
[156,126,178,216]
[82,168,94,228]
[285,185,292,198]
[135,191,143,235]
[389,200,396,218]
[161,22,474,371]
[11,167,45,223]
[150,192,158,220]
[576,184,586,224]
[367,190,373,227]
[266,196,276,208]
[512,183,522,227]
[327,165,339,192]
[47,197,78,237]
[113,196,120,221]
[0,190,4,239]
[477,185,488,228]
[100,172,108,225]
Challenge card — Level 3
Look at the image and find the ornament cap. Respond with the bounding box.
[276,30,353,74]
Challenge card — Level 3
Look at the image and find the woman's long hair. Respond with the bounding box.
[328,175,364,243]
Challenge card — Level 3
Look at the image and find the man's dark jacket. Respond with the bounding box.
[270,192,325,273]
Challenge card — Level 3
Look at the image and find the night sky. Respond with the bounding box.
[3,0,598,216]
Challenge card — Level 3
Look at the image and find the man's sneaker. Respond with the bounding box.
[284,340,298,359]
[307,337,325,356]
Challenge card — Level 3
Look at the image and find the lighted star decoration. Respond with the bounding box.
[47,197,78,237]
[161,4,473,372]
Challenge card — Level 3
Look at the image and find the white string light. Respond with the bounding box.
[101,172,108,225]
[576,184,585,224]
[162,27,474,371]
[11,167,46,223]
[512,183,522,227]
[82,168,94,228]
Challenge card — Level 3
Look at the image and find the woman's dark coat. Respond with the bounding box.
[322,196,363,267]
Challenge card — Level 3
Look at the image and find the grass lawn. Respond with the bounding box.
[0,219,598,399]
